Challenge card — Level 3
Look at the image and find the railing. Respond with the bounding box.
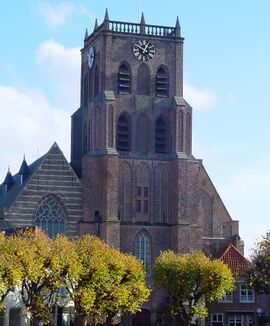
[109,20,176,37]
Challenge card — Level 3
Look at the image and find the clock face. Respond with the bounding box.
[132,39,155,62]
[87,46,95,69]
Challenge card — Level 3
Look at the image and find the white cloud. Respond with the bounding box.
[184,81,218,110]
[0,85,70,181]
[36,40,81,110]
[37,2,93,27]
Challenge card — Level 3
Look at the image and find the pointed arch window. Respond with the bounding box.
[83,73,89,107]
[117,114,130,151]
[137,64,150,95]
[156,67,169,97]
[83,122,87,154]
[155,117,167,153]
[35,196,65,239]
[94,66,99,96]
[135,231,151,274]
[118,63,131,94]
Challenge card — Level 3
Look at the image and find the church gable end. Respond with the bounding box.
[2,143,82,238]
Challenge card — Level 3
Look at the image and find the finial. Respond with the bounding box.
[175,16,181,38]
[104,8,110,29]
[3,168,14,191]
[94,18,98,30]
[140,12,145,25]
[104,8,109,21]
[84,28,89,40]
[140,12,146,34]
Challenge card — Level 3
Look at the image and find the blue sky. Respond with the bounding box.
[1,1,270,256]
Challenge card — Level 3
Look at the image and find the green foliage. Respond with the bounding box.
[153,250,234,326]
[0,233,22,312]
[248,231,270,294]
[70,235,150,325]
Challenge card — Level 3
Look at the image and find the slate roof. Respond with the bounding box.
[0,154,46,218]
[215,243,249,277]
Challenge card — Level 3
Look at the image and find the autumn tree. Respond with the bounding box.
[67,235,150,326]
[0,233,22,312]
[153,250,234,326]
[248,231,270,294]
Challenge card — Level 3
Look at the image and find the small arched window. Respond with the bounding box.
[155,117,167,153]
[83,73,88,107]
[94,66,99,96]
[117,114,130,151]
[137,64,150,95]
[135,231,151,274]
[156,67,169,97]
[118,63,131,94]
[35,196,65,239]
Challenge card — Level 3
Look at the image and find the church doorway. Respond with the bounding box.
[132,309,151,326]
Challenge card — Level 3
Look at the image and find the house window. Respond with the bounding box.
[118,63,131,94]
[220,291,233,303]
[117,114,130,151]
[228,315,241,326]
[9,308,21,326]
[35,195,65,239]
[211,313,223,326]
[240,284,254,302]
[135,231,151,274]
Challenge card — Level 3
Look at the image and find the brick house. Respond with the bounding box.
[0,10,250,326]
[207,244,270,326]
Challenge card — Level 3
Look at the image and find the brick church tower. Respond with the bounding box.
[71,9,242,320]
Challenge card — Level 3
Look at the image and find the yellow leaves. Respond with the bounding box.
[153,250,235,322]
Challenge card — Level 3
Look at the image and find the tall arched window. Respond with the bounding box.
[35,196,65,239]
[118,63,131,94]
[83,122,87,154]
[155,117,167,153]
[83,73,88,107]
[88,70,93,102]
[186,112,192,154]
[137,64,150,95]
[156,67,169,97]
[117,114,130,151]
[94,66,99,96]
[135,231,151,274]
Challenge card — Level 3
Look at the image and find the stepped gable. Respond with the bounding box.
[215,243,249,277]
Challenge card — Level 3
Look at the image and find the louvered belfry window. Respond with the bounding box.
[117,114,130,151]
[156,67,168,97]
[155,117,167,153]
[118,64,131,94]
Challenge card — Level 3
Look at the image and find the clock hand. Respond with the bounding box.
[135,44,147,53]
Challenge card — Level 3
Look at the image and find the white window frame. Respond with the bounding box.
[228,315,242,326]
[211,313,223,325]
[220,291,233,303]
[240,284,254,303]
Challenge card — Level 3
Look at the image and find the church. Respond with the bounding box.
[0,10,244,326]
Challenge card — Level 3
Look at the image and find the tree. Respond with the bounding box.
[153,250,234,326]
[248,231,270,294]
[68,235,150,326]
[12,229,55,325]
[0,233,22,312]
